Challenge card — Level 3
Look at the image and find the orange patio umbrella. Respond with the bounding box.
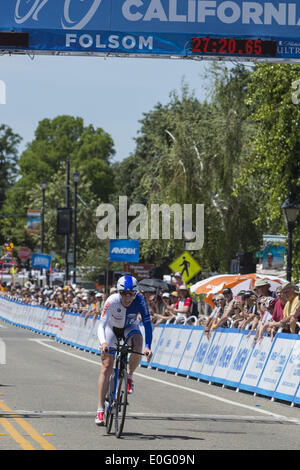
[190,273,286,307]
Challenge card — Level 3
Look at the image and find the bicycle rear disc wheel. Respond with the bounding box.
[115,369,128,438]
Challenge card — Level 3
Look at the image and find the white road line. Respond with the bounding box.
[30,338,300,425]
[0,410,296,423]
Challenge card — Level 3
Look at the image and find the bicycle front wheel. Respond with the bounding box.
[105,398,114,434]
[105,374,115,434]
[115,369,128,438]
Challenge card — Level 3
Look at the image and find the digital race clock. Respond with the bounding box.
[192,37,277,57]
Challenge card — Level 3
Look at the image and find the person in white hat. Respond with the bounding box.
[174,272,183,290]
[254,279,273,298]
[173,285,192,320]
[152,292,175,327]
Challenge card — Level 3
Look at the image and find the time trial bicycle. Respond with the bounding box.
[104,327,143,439]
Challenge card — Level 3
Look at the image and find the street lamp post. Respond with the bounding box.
[40,181,47,287]
[40,181,47,253]
[72,170,80,284]
[65,157,71,285]
[281,192,300,281]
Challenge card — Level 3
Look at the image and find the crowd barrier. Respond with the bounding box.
[0,296,299,406]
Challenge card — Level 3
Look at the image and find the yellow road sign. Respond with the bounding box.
[169,251,201,283]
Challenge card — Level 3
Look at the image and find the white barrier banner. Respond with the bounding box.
[177,328,204,376]
[211,330,244,385]
[70,314,83,346]
[27,305,35,329]
[189,331,215,378]
[273,336,300,402]
[294,381,300,405]
[0,298,13,322]
[86,318,101,353]
[152,325,180,368]
[200,330,228,382]
[239,335,273,392]
[76,315,92,348]
[142,325,164,367]
[256,334,295,397]
[151,327,171,368]
[224,333,253,388]
[167,326,192,373]
[57,312,76,345]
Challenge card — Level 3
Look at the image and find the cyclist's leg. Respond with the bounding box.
[97,353,114,410]
[97,327,117,410]
[126,330,143,377]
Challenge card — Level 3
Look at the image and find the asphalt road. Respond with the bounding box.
[0,318,299,454]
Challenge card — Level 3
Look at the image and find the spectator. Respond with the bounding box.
[170,291,178,306]
[293,305,300,334]
[273,287,286,322]
[259,286,288,339]
[231,302,245,329]
[204,294,225,337]
[170,276,177,290]
[143,292,163,324]
[213,288,235,329]
[174,273,183,291]
[236,291,258,331]
[173,285,192,321]
[247,296,266,339]
[152,292,175,327]
[253,279,274,298]
[279,282,300,334]
[254,297,276,344]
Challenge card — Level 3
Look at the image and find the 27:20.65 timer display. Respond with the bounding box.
[192,37,277,57]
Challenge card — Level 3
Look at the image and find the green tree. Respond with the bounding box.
[18,115,115,200]
[111,70,259,275]
[0,124,22,210]
[239,64,300,280]
[1,115,116,249]
[26,163,107,269]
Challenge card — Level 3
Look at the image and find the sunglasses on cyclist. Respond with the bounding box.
[120,291,136,297]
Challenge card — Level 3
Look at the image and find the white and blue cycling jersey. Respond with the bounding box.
[97,292,152,349]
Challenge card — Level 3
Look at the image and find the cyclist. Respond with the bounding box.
[95,275,153,426]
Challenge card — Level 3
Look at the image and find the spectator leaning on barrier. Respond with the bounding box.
[237,291,258,331]
[271,286,286,323]
[170,290,178,305]
[173,285,192,320]
[213,288,235,329]
[204,294,225,338]
[279,282,300,334]
[151,292,175,327]
[247,295,266,339]
[254,297,277,344]
[231,299,245,329]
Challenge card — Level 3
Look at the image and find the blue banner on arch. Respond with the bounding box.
[1,1,300,60]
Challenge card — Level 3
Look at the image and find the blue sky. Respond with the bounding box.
[0,53,210,163]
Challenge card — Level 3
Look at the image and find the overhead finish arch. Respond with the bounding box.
[0,1,300,62]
